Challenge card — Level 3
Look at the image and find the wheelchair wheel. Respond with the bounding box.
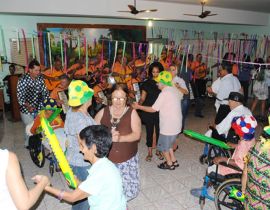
[207,146,230,166]
[215,178,244,210]
[29,134,45,168]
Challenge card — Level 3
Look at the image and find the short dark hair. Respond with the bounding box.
[79,125,112,158]
[148,62,164,79]
[28,59,40,69]
[221,61,233,73]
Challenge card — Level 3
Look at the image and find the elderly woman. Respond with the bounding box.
[38,125,127,210]
[95,83,141,201]
[65,80,96,210]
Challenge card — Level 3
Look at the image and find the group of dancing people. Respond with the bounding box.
[1,47,270,210]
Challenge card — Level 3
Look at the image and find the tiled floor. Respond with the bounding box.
[0,99,261,210]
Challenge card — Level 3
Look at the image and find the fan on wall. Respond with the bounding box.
[118,0,157,15]
[184,0,217,19]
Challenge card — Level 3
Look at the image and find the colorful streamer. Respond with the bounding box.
[111,40,118,71]
[31,35,36,59]
[43,32,48,67]
[21,29,29,72]
[77,36,81,59]
[59,34,64,68]
[64,34,67,73]
[47,32,53,72]
[84,36,88,76]
[121,41,126,66]
[0,26,7,59]
[17,30,21,54]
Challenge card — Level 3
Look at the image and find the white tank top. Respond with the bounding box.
[0,149,17,210]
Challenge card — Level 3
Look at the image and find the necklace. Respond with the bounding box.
[110,106,128,129]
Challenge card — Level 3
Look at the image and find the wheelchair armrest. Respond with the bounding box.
[219,162,242,172]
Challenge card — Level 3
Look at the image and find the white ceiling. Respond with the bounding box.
[144,0,270,13]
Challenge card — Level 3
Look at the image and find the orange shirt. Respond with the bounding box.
[112,62,133,83]
[42,68,65,91]
[30,110,64,134]
[50,84,66,101]
[191,61,207,79]
[159,58,170,70]
[232,64,238,76]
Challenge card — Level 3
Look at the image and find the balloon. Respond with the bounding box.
[183,129,231,150]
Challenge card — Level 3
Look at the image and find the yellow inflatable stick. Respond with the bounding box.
[41,117,77,189]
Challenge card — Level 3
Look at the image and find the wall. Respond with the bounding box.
[0,13,270,82]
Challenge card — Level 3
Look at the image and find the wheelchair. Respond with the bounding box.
[29,130,65,177]
[198,162,244,210]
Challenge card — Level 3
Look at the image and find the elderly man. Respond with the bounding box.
[208,61,242,124]
[133,71,182,170]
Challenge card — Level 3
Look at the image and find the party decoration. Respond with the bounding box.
[229,187,245,202]
[59,34,64,68]
[0,26,7,59]
[64,34,67,73]
[21,29,29,72]
[41,117,77,189]
[47,32,53,72]
[183,129,231,149]
[31,35,36,59]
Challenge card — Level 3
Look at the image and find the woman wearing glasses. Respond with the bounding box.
[95,83,141,201]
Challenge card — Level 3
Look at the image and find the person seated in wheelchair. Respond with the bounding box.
[200,92,252,164]
[209,115,257,176]
[29,98,64,134]
[192,115,257,197]
[27,98,66,152]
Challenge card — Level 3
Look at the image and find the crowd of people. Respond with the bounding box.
[1,48,270,209]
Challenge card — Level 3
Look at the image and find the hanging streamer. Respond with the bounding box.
[43,32,48,67]
[47,32,53,73]
[138,43,142,55]
[59,34,64,68]
[31,35,36,59]
[17,30,21,54]
[121,41,126,66]
[186,45,190,73]
[84,37,88,76]
[21,29,29,72]
[132,42,136,60]
[101,40,104,64]
[0,26,7,60]
[111,41,118,71]
[64,34,68,73]
[108,41,111,67]
[77,36,81,59]
[0,52,2,71]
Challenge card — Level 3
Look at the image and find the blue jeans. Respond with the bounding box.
[181,98,190,131]
[20,112,34,147]
[70,165,91,210]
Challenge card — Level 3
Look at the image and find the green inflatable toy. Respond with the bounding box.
[183,129,231,150]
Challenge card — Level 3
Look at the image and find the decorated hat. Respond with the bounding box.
[68,80,94,107]
[155,71,173,86]
[43,98,57,109]
[232,115,257,141]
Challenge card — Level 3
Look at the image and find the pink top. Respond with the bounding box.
[219,139,255,176]
[152,86,182,135]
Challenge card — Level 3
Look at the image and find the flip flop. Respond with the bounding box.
[145,155,152,162]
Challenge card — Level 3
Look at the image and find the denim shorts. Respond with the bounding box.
[157,134,178,152]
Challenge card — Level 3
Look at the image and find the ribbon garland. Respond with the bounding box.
[108,41,111,67]
[31,35,36,59]
[121,41,126,66]
[84,37,88,76]
[17,30,21,54]
[59,34,64,68]
[64,34,68,73]
[21,29,29,72]
[0,26,7,60]
[111,40,118,71]
[132,42,136,60]
[47,32,53,73]
[77,36,81,59]
[43,32,48,67]
[186,45,190,73]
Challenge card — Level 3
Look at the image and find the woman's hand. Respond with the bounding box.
[111,128,120,142]
[32,175,50,186]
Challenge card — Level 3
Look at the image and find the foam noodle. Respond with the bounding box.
[41,117,77,189]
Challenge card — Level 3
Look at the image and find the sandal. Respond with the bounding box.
[155,151,164,160]
[172,160,179,167]
[145,154,152,162]
[157,162,175,170]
